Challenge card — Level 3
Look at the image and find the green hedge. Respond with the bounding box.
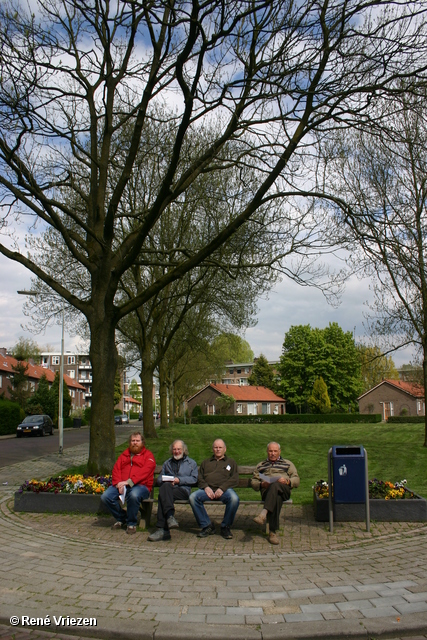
[191,413,382,425]
[0,399,22,435]
[388,416,425,424]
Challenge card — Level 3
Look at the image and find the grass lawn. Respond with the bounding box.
[66,421,427,505]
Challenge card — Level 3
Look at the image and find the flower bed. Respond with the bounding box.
[14,475,112,514]
[18,474,112,494]
[313,479,427,522]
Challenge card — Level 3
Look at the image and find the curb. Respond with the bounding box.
[1,612,427,640]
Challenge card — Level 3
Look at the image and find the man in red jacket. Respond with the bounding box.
[101,431,156,534]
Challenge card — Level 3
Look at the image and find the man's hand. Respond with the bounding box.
[278,477,290,486]
[261,481,269,490]
[172,477,180,485]
[204,487,215,499]
[116,481,128,494]
[213,488,223,499]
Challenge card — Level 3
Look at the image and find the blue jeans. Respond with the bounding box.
[101,484,150,527]
[189,488,240,529]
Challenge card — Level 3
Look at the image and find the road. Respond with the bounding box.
[0,423,141,469]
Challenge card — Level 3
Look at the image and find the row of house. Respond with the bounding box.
[187,379,425,419]
[1,345,425,420]
[0,348,86,412]
[0,349,141,415]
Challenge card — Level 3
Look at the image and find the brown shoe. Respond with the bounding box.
[111,521,126,530]
[268,531,279,545]
[253,513,267,525]
[126,526,137,535]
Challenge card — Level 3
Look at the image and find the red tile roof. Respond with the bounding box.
[0,354,85,390]
[209,383,285,402]
[358,378,424,400]
[382,379,424,398]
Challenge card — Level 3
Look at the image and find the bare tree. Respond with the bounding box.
[325,89,427,442]
[1,0,427,471]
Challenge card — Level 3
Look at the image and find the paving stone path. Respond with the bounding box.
[0,439,427,639]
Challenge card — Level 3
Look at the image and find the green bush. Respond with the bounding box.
[0,399,22,435]
[83,407,91,425]
[388,416,425,424]
[129,411,139,419]
[191,404,203,418]
[192,413,382,424]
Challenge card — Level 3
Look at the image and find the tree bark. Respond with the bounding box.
[159,360,169,428]
[140,364,157,438]
[87,320,118,474]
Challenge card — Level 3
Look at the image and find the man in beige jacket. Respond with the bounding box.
[251,442,299,545]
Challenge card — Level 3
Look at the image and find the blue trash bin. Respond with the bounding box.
[331,445,366,503]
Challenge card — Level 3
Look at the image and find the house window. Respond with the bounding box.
[70,390,75,398]
[42,357,49,365]
[68,370,75,379]
[239,378,246,386]
[247,402,257,415]
[261,402,271,414]
[236,403,243,414]
[236,369,241,374]
[417,400,425,416]
[229,369,234,374]
[273,404,279,415]
[67,355,76,364]
[0,375,2,388]
[52,356,60,365]
[244,367,250,373]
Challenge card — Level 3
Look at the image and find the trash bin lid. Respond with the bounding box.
[332,445,364,457]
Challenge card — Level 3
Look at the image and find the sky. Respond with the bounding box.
[0,252,415,369]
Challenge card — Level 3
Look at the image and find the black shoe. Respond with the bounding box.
[220,526,233,539]
[197,523,215,538]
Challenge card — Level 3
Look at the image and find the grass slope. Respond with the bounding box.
[65,422,427,505]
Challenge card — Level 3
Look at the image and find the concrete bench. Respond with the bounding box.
[139,464,292,528]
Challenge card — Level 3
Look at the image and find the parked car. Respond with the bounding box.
[138,412,143,421]
[17,415,54,438]
[114,414,129,425]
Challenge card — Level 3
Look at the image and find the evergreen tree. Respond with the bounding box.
[26,374,53,416]
[248,354,276,391]
[9,362,31,409]
[49,372,71,424]
[308,377,331,414]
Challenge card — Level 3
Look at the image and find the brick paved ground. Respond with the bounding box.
[1,439,427,640]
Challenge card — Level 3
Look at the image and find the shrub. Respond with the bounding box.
[191,404,203,418]
[191,413,382,424]
[388,416,425,424]
[0,399,22,435]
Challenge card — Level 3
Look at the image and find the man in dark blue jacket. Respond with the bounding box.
[148,439,198,541]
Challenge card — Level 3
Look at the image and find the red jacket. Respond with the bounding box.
[112,447,156,491]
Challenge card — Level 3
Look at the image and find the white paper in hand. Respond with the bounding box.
[119,485,126,505]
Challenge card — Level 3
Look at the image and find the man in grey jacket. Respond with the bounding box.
[148,440,198,541]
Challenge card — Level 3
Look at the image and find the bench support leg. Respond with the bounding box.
[139,502,153,529]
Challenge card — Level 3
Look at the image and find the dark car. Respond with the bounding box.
[138,412,143,421]
[114,414,129,425]
[17,415,54,438]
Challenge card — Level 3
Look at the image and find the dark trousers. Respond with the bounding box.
[261,482,291,532]
[156,483,189,529]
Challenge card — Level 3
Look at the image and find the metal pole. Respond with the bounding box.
[328,447,333,533]
[58,306,64,454]
[364,448,370,532]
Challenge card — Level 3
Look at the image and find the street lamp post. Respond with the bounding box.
[17,290,64,455]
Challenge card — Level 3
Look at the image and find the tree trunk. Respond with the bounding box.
[159,360,169,428]
[87,321,118,475]
[141,365,157,438]
[168,379,175,423]
[423,352,427,447]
